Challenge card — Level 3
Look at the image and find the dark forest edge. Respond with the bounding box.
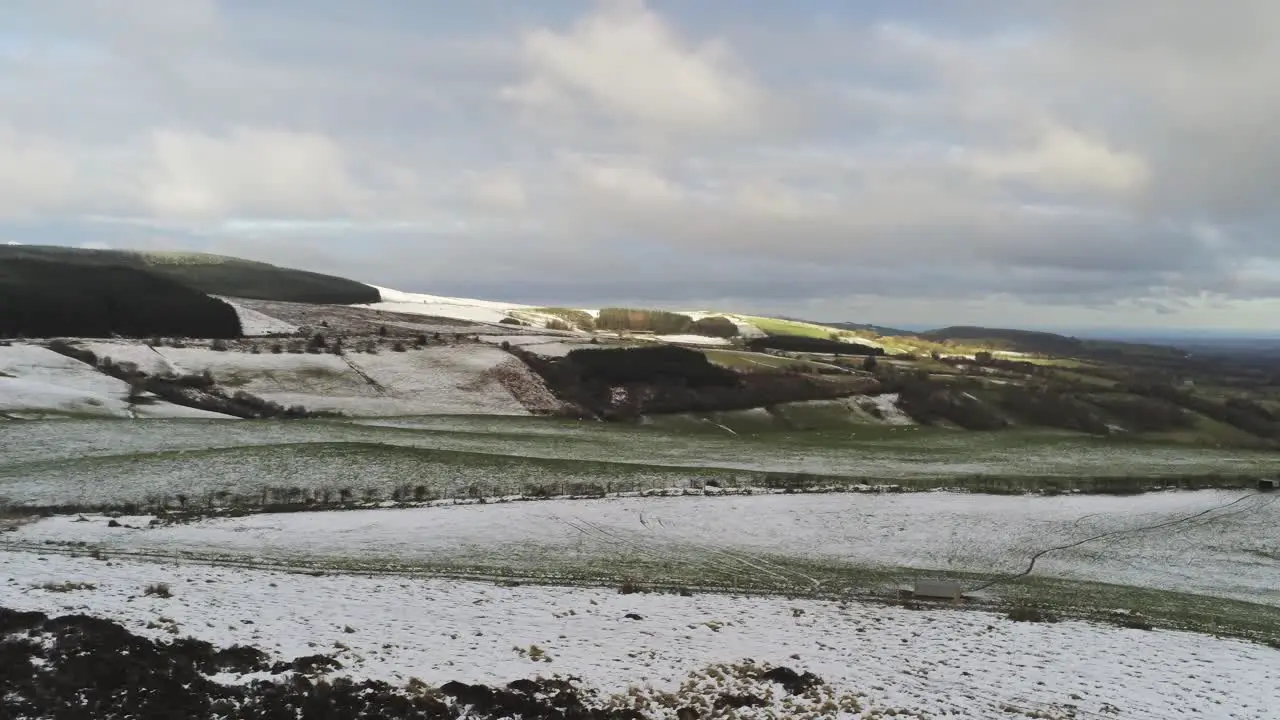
[0,246,379,339]
[0,258,244,339]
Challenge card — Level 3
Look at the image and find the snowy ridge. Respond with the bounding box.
[362,284,534,325]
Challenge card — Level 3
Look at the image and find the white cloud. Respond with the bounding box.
[0,125,77,219]
[141,127,365,219]
[469,170,528,211]
[505,0,761,135]
[963,122,1150,195]
[567,155,682,206]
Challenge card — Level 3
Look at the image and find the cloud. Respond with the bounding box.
[962,121,1149,195]
[505,0,761,136]
[3,0,1280,330]
[0,125,77,219]
[141,128,365,219]
[468,170,528,212]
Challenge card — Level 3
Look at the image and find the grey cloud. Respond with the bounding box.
[3,0,1280,329]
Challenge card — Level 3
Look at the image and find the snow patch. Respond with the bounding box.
[215,297,298,336]
[364,285,534,325]
[860,393,915,426]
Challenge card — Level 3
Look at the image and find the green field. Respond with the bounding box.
[4,416,1279,513]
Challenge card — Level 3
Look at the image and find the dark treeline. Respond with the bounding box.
[565,345,739,387]
[0,245,380,305]
[0,259,242,339]
[596,307,695,334]
[747,335,884,355]
[592,309,740,338]
[516,345,867,419]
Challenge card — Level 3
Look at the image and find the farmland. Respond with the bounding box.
[3,417,1280,513]
[4,394,1279,720]
[4,254,1280,718]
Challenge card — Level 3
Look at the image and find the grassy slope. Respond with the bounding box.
[0,246,379,305]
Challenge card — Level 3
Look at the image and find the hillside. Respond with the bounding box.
[5,245,1280,446]
[920,325,1189,362]
[0,258,242,339]
[0,245,379,305]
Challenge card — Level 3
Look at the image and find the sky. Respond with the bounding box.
[3,0,1280,330]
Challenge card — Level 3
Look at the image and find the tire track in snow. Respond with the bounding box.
[339,355,387,393]
[970,492,1273,592]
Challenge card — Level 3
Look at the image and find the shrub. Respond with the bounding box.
[144,583,172,598]
[270,343,283,354]
[596,307,695,335]
[499,317,521,325]
[1115,612,1153,631]
[210,338,229,351]
[1006,605,1058,623]
[378,325,388,337]
[392,341,407,352]
[546,319,572,331]
[690,316,739,338]
[534,308,596,330]
[249,344,261,354]
[38,581,97,593]
[618,580,645,595]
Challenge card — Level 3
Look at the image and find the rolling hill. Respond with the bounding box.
[919,325,1190,362]
[0,246,379,305]
[6,244,1280,447]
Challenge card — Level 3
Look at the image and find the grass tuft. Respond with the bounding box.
[144,583,172,598]
[37,581,96,593]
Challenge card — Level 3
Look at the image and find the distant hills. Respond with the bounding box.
[919,326,1188,362]
[0,245,1189,365]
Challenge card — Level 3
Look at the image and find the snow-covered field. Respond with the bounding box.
[477,334,585,357]
[2,550,1275,719]
[0,344,231,419]
[642,334,733,347]
[362,284,533,325]
[9,490,1278,606]
[134,344,530,416]
[215,297,299,335]
[1,340,544,418]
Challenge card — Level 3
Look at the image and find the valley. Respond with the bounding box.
[2,246,1278,719]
